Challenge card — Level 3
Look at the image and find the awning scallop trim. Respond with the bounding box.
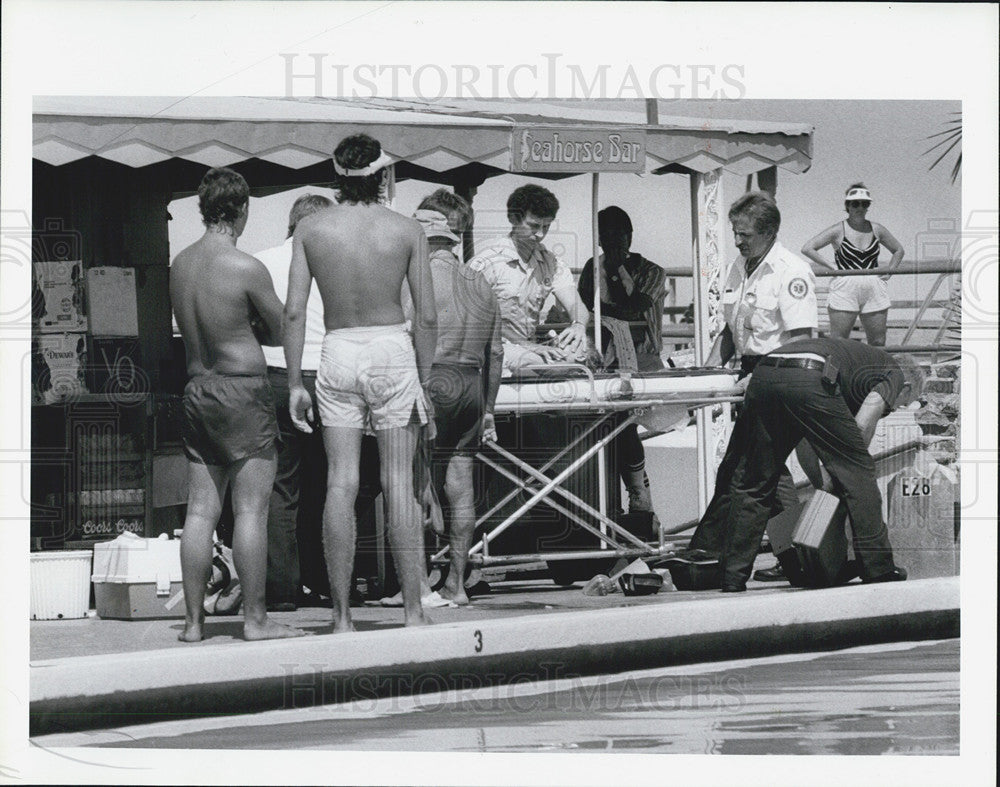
[33,97,813,176]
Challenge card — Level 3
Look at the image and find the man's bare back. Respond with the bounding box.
[170,233,283,376]
[171,164,302,644]
[282,150,438,631]
[294,202,425,330]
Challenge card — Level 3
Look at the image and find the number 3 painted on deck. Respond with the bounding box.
[474,630,483,652]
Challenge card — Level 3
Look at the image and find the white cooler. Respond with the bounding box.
[91,532,185,619]
[30,550,93,620]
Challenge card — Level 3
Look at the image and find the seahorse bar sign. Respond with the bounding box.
[512,126,646,173]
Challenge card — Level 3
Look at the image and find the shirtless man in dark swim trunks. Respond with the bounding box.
[284,134,437,631]
[411,191,503,605]
[171,167,304,643]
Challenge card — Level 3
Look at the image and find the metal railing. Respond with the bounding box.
[653,260,962,354]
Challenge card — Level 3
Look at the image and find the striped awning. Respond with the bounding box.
[33,97,813,176]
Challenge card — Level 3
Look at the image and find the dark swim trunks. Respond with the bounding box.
[427,364,484,451]
[426,363,484,492]
[182,373,279,465]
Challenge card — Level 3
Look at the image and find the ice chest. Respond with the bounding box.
[30,551,93,620]
[92,532,185,619]
[778,490,849,588]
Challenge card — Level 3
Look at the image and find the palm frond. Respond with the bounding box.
[923,129,962,155]
[927,138,961,172]
[925,126,962,142]
[923,113,962,184]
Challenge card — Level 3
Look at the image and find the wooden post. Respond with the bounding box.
[455,180,480,263]
[757,166,778,199]
[645,98,659,126]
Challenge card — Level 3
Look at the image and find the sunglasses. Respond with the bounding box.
[847,200,871,208]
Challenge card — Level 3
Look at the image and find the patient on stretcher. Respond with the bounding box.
[502,320,597,376]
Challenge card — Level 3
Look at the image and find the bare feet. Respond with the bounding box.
[438,586,471,606]
[330,615,356,635]
[404,611,432,627]
[244,618,306,641]
[178,622,204,642]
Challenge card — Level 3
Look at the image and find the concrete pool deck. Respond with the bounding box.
[29,572,959,736]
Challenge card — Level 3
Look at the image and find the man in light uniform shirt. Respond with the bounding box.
[686,192,818,574]
[469,184,589,373]
[710,192,818,378]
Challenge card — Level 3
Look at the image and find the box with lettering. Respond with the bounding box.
[33,260,88,333]
[31,332,89,404]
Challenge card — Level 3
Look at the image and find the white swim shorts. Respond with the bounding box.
[827,275,891,314]
[316,323,429,430]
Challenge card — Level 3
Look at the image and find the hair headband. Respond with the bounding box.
[333,150,394,177]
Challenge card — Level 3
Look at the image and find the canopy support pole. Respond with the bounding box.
[591,173,602,352]
[690,169,728,515]
[591,173,609,531]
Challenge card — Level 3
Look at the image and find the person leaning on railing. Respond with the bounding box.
[577,205,668,519]
[577,206,668,372]
[801,183,905,347]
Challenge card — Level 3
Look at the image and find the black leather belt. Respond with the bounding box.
[757,356,825,372]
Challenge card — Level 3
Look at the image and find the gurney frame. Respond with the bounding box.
[430,364,742,573]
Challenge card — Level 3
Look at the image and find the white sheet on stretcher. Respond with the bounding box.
[494,370,738,408]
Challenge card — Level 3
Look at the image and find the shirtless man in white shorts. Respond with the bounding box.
[284,134,438,631]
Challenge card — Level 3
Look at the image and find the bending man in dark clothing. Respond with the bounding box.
[718,337,923,591]
[170,166,304,642]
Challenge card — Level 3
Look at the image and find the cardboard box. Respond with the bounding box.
[91,533,184,619]
[31,332,89,404]
[87,337,144,395]
[34,260,88,333]
[86,267,139,336]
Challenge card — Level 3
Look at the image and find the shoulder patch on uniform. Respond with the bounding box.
[788,277,809,299]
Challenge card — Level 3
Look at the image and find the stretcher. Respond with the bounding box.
[431,365,741,576]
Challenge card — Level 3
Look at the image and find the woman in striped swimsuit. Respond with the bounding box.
[801,183,905,346]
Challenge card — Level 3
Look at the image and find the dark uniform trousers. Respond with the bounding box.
[267,367,385,603]
[688,355,798,557]
[720,363,895,587]
[265,367,324,604]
